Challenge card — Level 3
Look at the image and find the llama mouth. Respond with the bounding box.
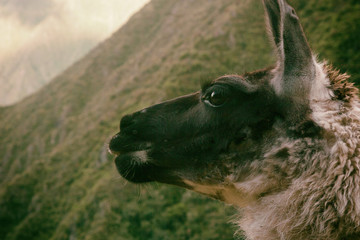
[108,133,152,155]
[113,152,187,186]
[114,152,155,183]
[109,144,152,156]
[109,133,195,185]
[109,133,155,182]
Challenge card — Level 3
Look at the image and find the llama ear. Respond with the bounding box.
[263,0,282,54]
[263,0,315,99]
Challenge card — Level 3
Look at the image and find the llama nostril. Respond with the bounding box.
[120,114,135,130]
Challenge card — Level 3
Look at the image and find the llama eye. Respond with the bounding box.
[206,91,228,107]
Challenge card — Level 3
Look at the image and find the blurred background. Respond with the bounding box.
[0,0,149,106]
[0,0,359,239]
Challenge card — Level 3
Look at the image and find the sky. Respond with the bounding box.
[0,0,150,61]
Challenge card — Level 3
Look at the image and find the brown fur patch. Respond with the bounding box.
[325,64,359,102]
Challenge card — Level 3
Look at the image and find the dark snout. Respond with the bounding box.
[109,92,201,183]
[109,110,148,154]
[109,116,147,154]
[110,92,201,152]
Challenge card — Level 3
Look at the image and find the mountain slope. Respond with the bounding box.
[0,36,96,106]
[0,0,359,239]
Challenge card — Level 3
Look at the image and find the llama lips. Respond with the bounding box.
[114,153,154,183]
[110,133,186,185]
[109,132,155,183]
[108,132,151,155]
[114,152,188,186]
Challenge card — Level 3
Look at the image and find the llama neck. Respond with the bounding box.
[237,93,360,240]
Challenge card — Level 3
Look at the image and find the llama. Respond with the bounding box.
[109,0,360,239]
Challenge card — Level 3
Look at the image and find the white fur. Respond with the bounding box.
[132,150,149,163]
[309,57,334,101]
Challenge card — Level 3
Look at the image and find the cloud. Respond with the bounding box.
[0,0,55,25]
[58,0,150,40]
[0,13,32,58]
[0,0,150,61]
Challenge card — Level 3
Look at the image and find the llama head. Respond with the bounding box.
[109,0,346,207]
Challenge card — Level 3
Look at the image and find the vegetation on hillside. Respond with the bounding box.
[0,0,359,239]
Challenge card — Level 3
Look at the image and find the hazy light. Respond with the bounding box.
[0,0,150,60]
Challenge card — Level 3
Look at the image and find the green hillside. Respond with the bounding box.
[0,0,359,239]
